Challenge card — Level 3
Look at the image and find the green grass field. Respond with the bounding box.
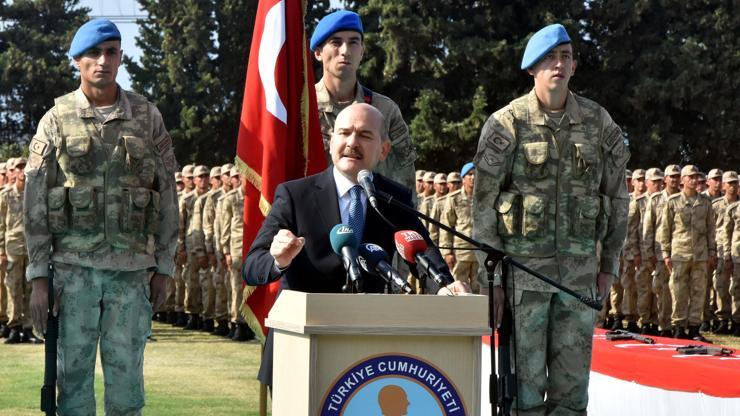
[0,322,271,415]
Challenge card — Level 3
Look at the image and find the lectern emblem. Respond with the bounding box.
[320,353,465,416]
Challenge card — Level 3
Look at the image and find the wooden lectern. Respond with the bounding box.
[265,290,490,415]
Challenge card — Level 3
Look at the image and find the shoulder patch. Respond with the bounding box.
[29,137,49,156]
[603,124,622,149]
[161,149,178,174]
[154,134,173,155]
[479,134,512,168]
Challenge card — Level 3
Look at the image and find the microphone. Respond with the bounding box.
[394,230,452,288]
[357,169,378,210]
[329,224,363,292]
[358,243,413,294]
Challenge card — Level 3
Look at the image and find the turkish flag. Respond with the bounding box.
[236,0,326,342]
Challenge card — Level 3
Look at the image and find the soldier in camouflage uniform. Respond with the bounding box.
[642,164,681,336]
[712,171,738,334]
[200,166,229,335]
[428,173,449,245]
[418,171,436,225]
[182,165,210,330]
[658,165,716,340]
[721,175,740,337]
[0,161,8,338]
[172,165,194,326]
[212,163,233,336]
[161,171,185,324]
[472,24,629,415]
[447,171,462,193]
[311,11,417,190]
[1,158,42,344]
[696,172,707,193]
[415,170,426,201]
[25,19,178,415]
[620,169,646,333]
[701,168,724,331]
[441,162,480,293]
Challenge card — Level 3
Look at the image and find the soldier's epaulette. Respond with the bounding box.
[697,193,712,202]
[650,192,663,201]
[635,193,647,200]
[712,196,724,204]
[0,186,10,196]
[448,189,463,198]
[667,193,681,200]
[224,188,239,197]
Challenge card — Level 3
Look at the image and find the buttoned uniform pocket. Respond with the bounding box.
[68,186,97,233]
[495,192,520,237]
[522,142,549,179]
[121,188,151,233]
[679,206,692,228]
[47,187,68,234]
[571,195,601,239]
[693,204,708,233]
[65,136,93,174]
[572,143,597,179]
[522,194,548,238]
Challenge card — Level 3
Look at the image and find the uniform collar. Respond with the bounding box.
[316,77,364,113]
[74,85,132,121]
[526,88,584,126]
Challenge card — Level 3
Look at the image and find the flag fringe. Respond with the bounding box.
[240,285,268,344]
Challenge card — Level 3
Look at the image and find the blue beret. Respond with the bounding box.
[310,10,363,51]
[69,18,121,58]
[521,24,571,70]
[461,162,475,178]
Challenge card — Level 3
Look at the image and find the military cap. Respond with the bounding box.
[664,164,681,176]
[723,171,738,183]
[681,165,700,177]
[175,172,183,183]
[310,10,363,51]
[698,172,707,181]
[423,172,435,182]
[69,18,121,58]
[521,24,571,70]
[229,166,240,177]
[0,162,6,174]
[625,169,633,179]
[646,168,664,181]
[434,173,447,184]
[182,164,195,178]
[707,168,723,179]
[209,167,221,178]
[461,162,475,178]
[193,165,209,177]
[221,163,234,174]
[632,169,646,180]
[415,170,426,181]
[447,172,462,182]
[9,157,27,169]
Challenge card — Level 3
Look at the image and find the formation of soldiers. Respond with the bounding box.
[159,163,254,341]
[603,165,740,340]
[0,157,42,344]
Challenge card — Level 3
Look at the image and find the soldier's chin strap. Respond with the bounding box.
[374,190,602,416]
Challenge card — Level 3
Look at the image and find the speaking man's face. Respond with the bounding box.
[330,103,390,182]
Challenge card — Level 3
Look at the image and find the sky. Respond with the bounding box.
[81,0,343,91]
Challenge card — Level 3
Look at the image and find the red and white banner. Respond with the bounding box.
[482,329,740,415]
[236,0,326,342]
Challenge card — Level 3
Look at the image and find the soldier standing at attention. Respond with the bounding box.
[441,162,480,293]
[721,175,740,337]
[162,171,185,324]
[642,164,681,336]
[473,24,629,414]
[446,172,462,193]
[0,161,8,338]
[26,19,178,414]
[415,170,426,201]
[621,168,646,333]
[173,165,195,327]
[711,171,737,334]
[183,165,210,330]
[701,168,723,331]
[659,165,716,340]
[311,10,417,189]
[696,172,708,193]
[428,173,449,245]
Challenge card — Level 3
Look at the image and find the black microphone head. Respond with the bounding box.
[358,243,389,269]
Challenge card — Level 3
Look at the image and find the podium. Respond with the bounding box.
[265,290,490,415]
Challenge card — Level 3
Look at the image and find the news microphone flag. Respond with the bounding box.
[236,0,326,342]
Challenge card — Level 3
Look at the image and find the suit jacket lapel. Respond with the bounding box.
[312,168,342,231]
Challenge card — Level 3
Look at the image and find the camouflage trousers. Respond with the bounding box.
[619,261,638,322]
[5,254,30,328]
[713,258,732,320]
[183,256,202,315]
[608,276,623,319]
[669,260,708,327]
[229,257,244,323]
[635,264,657,326]
[651,262,673,330]
[54,262,151,416]
[703,265,717,322]
[200,261,215,320]
[212,261,229,321]
[0,266,7,322]
[452,259,480,294]
[730,262,740,324]
[163,263,183,313]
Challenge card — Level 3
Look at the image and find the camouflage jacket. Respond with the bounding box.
[428,193,448,245]
[440,188,476,261]
[723,201,740,262]
[316,78,416,189]
[472,89,629,289]
[640,190,674,260]
[24,87,179,279]
[712,196,735,259]
[625,192,648,259]
[202,187,224,255]
[177,190,196,254]
[0,183,26,257]
[187,191,209,257]
[228,188,245,260]
[658,191,716,261]
[219,189,239,258]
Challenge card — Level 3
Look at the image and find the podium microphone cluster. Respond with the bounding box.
[358,243,414,294]
[329,224,363,292]
[394,230,452,288]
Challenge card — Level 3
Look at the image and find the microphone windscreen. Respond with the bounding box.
[357,169,373,184]
[358,243,390,269]
[329,224,359,255]
[393,230,428,264]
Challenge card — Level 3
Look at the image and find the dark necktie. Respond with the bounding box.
[348,185,364,243]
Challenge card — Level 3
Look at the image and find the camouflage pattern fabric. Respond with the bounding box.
[721,201,740,324]
[440,188,480,291]
[0,184,30,328]
[316,79,416,190]
[669,260,708,327]
[642,190,674,329]
[472,89,629,414]
[711,197,733,320]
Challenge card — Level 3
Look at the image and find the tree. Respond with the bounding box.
[0,0,88,144]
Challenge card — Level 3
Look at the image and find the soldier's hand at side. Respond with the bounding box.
[444,254,456,269]
[30,277,59,335]
[728,260,734,275]
[197,255,208,270]
[649,256,657,269]
[708,255,717,271]
[270,229,305,268]
[208,253,217,268]
[225,254,233,269]
[633,254,641,270]
[176,250,187,266]
[0,254,6,268]
[150,274,169,312]
[596,272,614,305]
[664,258,673,274]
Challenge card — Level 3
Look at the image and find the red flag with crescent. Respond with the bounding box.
[236,0,326,342]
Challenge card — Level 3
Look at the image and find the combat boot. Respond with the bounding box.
[699,321,711,332]
[0,321,9,338]
[659,329,673,338]
[174,312,188,327]
[227,322,236,339]
[201,319,214,332]
[232,323,254,342]
[213,320,229,336]
[3,327,21,344]
[167,311,178,325]
[733,322,740,337]
[688,325,709,342]
[672,326,689,339]
[184,314,200,330]
[712,320,730,335]
[610,317,624,330]
[604,316,615,329]
[21,328,43,344]
[625,321,639,333]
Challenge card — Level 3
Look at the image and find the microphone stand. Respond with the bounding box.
[374,189,602,416]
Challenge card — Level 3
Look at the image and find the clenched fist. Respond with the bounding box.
[270,229,305,269]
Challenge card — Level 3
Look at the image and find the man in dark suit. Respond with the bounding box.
[244,103,469,386]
